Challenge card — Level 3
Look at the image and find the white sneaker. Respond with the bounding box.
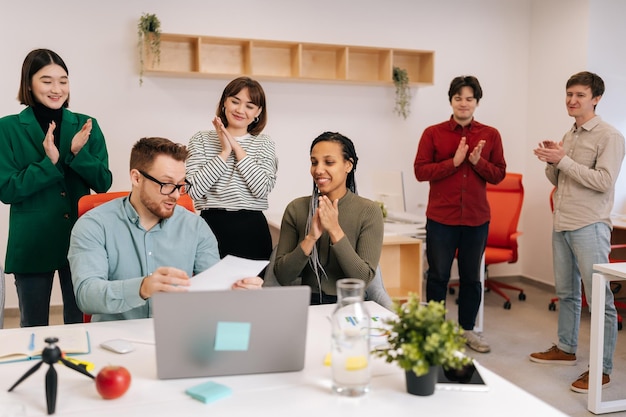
[464,331,491,353]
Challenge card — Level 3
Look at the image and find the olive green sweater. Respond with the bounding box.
[274,191,383,295]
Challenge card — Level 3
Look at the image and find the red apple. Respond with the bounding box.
[95,365,131,399]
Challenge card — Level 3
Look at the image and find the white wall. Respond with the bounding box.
[588,0,626,214]
[3,0,623,308]
[517,0,626,284]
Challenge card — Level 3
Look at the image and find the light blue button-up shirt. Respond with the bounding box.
[68,196,219,321]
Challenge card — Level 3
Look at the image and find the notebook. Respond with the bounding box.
[152,286,311,379]
[0,326,91,364]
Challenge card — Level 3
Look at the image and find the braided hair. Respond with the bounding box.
[306,132,359,298]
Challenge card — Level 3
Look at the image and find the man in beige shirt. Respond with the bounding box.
[530,71,625,393]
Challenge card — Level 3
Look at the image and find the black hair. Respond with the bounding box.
[448,75,483,103]
[18,49,70,107]
[309,131,359,193]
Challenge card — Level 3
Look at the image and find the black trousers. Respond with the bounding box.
[425,219,489,331]
[14,265,83,327]
[200,209,273,263]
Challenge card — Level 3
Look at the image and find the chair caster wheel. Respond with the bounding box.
[548,303,556,311]
[519,293,526,301]
[503,301,512,309]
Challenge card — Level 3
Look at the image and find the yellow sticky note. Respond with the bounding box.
[345,355,368,371]
[323,352,332,366]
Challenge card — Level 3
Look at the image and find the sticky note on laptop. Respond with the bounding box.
[185,381,232,404]
[214,322,251,351]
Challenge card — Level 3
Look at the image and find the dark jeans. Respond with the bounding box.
[310,292,338,305]
[425,219,489,330]
[14,265,83,327]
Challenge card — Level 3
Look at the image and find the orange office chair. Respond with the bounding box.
[78,191,196,322]
[482,173,526,309]
[547,188,624,330]
[449,173,526,309]
[78,192,195,217]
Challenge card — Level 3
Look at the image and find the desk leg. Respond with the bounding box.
[589,272,626,414]
[589,272,606,413]
[474,253,485,333]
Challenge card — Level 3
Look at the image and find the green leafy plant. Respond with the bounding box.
[375,200,388,219]
[137,13,162,86]
[374,294,471,376]
[392,66,411,119]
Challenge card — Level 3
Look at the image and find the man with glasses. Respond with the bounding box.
[68,137,263,322]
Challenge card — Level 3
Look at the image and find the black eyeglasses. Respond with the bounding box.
[139,170,191,195]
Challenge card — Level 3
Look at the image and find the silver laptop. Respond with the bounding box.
[152,286,311,379]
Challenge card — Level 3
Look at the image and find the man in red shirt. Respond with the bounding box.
[414,75,506,353]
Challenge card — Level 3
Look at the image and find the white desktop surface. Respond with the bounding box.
[0,302,567,416]
[611,214,626,230]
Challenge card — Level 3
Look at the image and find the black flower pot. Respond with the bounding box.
[405,366,437,396]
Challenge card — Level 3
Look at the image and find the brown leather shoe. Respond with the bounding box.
[529,344,576,365]
[570,370,610,393]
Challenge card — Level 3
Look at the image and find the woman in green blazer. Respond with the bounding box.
[0,49,112,327]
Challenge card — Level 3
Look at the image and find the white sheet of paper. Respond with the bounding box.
[189,255,269,291]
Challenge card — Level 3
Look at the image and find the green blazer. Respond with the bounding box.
[0,107,112,273]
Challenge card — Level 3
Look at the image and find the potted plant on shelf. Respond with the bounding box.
[374,293,472,396]
[392,66,411,119]
[137,12,162,86]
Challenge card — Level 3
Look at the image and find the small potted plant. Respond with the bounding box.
[137,12,162,86]
[392,66,411,119]
[374,293,471,396]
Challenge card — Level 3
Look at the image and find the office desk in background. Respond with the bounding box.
[610,215,626,261]
[590,263,626,414]
[265,212,425,301]
[0,302,568,416]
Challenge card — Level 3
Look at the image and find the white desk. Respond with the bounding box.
[590,263,626,414]
[0,302,566,416]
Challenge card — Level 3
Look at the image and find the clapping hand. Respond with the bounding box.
[43,121,59,164]
[213,116,233,159]
[70,119,92,155]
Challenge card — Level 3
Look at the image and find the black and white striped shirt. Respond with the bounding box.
[186,130,278,211]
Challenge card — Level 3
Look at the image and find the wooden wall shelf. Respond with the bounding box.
[144,33,434,85]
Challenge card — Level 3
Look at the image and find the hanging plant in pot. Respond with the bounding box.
[137,12,162,86]
[374,294,472,396]
[392,66,411,119]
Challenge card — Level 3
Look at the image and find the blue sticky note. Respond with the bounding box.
[214,322,251,351]
[185,381,232,404]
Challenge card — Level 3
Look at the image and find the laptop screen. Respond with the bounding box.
[152,286,311,379]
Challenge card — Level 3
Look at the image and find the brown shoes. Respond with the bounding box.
[529,344,576,365]
[570,371,611,393]
[530,346,611,393]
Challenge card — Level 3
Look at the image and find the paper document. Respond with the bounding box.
[189,255,269,291]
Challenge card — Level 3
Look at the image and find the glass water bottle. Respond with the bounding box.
[331,278,371,396]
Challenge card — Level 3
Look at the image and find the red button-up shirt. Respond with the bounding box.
[414,117,506,226]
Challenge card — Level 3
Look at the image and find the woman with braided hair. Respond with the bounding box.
[273,132,385,305]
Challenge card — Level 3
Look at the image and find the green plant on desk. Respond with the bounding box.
[374,294,471,376]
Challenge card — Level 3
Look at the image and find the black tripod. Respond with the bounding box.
[8,336,94,415]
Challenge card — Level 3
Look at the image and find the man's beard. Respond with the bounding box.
[139,189,175,220]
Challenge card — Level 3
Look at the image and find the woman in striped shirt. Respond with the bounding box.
[186,77,277,262]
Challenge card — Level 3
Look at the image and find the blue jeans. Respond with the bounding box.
[553,223,617,374]
[14,265,83,327]
[425,219,489,330]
